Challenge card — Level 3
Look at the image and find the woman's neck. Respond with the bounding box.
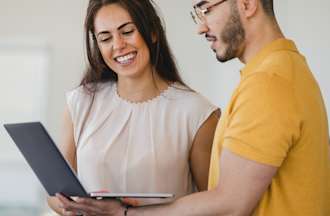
[116,72,169,103]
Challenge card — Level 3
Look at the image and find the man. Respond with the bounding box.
[58,0,330,215]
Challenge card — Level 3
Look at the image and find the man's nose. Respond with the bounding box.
[197,22,209,35]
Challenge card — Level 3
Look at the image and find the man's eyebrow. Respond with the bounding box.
[194,0,209,8]
[96,22,134,37]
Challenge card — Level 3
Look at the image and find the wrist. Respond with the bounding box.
[124,205,130,216]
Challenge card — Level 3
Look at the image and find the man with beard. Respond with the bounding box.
[57,0,330,215]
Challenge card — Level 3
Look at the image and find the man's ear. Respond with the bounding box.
[238,0,258,19]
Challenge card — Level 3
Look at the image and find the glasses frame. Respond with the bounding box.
[191,0,228,24]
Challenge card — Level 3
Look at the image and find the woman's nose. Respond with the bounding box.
[113,35,126,50]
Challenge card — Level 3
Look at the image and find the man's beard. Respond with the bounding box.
[216,2,245,62]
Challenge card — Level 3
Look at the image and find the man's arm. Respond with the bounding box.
[129,148,277,216]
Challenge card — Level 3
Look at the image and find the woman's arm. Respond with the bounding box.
[47,105,77,215]
[55,108,222,216]
[189,109,220,191]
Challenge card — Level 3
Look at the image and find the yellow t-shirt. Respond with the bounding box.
[208,39,330,215]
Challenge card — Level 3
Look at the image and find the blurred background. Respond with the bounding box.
[0,0,329,215]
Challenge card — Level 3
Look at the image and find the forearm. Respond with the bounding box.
[128,189,238,216]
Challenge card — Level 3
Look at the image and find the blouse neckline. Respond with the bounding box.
[113,82,174,106]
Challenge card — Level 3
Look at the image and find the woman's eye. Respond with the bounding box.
[122,30,134,35]
[99,37,112,42]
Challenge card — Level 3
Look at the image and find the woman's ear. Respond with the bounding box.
[152,32,157,43]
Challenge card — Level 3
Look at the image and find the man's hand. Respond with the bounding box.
[56,193,124,216]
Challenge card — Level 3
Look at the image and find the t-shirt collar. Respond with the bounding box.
[240,38,298,77]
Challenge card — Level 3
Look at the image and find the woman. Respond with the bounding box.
[49,0,219,215]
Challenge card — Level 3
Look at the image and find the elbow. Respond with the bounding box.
[218,207,252,216]
[231,209,253,216]
[212,189,255,216]
[226,202,255,216]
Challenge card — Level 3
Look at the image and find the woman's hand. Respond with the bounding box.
[56,193,124,216]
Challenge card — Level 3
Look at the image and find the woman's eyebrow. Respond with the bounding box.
[96,21,134,37]
[117,21,134,30]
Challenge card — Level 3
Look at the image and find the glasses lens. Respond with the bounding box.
[195,7,204,23]
[190,11,198,24]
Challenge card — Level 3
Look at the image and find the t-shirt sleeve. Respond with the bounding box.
[223,73,301,167]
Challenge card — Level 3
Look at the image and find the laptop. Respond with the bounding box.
[4,122,174,199]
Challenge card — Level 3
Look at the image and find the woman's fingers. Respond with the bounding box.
[121,197,140,206]
[56,193,85,215]
[61,208,78,216]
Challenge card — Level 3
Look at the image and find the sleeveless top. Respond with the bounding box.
[66,82,218,201]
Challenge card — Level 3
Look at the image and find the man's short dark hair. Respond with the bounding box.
[260,0,275,17]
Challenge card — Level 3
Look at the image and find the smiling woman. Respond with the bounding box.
[93,4,153,81]
[47,0,220,215]
[81,0,185,92]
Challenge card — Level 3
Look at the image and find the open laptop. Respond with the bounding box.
[4,122,174,199]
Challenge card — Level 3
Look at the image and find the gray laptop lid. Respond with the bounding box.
[4,122,88,197]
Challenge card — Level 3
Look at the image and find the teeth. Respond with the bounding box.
[116,53,136,64]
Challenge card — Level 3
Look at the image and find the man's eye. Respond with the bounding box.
[203,9,210,15]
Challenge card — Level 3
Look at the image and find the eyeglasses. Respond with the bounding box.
[190,0,228,24]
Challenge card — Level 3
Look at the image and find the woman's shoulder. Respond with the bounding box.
[169,83,214,105]
[167,83,218,113]
[66,81,115,101]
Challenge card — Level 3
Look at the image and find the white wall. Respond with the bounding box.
[0,46,49,213]
[0,0,89,212]
[0,0,329,212]
[0,0,89,142]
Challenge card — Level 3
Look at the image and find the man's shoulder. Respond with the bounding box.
[236,69,296,111]
[240,69,292,92]
[257,49,304,82]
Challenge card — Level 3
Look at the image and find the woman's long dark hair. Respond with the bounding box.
[81,0,186,92]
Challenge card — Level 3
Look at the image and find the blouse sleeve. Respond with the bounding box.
[65,86,92,146]
[187,92,219,144]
